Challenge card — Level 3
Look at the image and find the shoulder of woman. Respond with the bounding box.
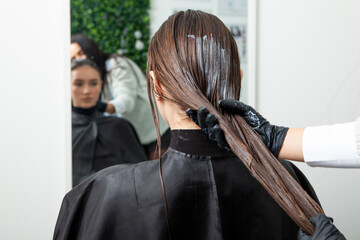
[97,116,135,132]
[71,161,156,191]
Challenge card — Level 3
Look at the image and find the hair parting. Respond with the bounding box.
[147,10,323,235]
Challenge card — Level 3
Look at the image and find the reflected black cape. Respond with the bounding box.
[55,130,320,239]
[72,108,147,186]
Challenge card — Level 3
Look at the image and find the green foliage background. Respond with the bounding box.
[71,0,150,72]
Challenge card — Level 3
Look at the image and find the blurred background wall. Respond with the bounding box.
[0,0,71,239]
[256,1,360,238]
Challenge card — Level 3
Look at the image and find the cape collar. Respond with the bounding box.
[72,106,97,116]
[169,129,229,157]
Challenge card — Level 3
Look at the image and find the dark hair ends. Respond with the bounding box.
[147,10,323,236]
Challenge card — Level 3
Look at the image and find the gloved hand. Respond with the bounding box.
[186,107,230,151]
[186,100,289,157]
[297,214,346,240]
[96,101,108,113]
[219,100,289,158]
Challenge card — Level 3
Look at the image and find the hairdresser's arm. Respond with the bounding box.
[105,102,116,114]
[301,120,360,168]
[227,101,360,168]
[105,57,138,115]
[95,101,111,113]
[277,125,358,164]
[278,128,304,161]
[187,101,360,167]
[96,100,115,114]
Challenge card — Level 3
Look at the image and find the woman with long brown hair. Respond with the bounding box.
[54,10,325,239]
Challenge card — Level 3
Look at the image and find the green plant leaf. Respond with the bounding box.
[71,0,150,73]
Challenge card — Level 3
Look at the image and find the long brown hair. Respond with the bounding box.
[147,10,323,235]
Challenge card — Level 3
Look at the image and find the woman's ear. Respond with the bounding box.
[240,69,243,81]
[150,71,163,100]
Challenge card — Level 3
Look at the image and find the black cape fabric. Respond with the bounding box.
[72,108,147,186]
[55,130,320,240]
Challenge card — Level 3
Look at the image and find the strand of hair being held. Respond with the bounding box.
[216,112,324,235]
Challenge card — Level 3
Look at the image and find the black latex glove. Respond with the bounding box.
[186,107,230,151]
[219,100,289,158]
[96,101,108,113]
[297,214,346,240]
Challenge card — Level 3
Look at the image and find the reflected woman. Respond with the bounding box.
[71,34,170,159]
[54,10,323,239]
[71,59,147,186]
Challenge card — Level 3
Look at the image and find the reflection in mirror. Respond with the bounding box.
[70,0,171,187]
[70,59,147,186]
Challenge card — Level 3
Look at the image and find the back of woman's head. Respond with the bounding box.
[147,10,323,235]
[147,10,241,110]
[71,34,107,80]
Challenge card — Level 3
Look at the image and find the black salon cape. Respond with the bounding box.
[72,108,147,186]
[55,130,320,240]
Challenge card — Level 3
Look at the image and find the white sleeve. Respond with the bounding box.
[303,120,360,168]
[106,57,138,115]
